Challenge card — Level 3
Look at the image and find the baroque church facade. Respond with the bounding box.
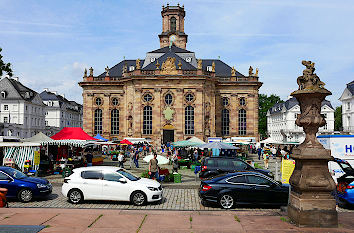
[79,5,262,145]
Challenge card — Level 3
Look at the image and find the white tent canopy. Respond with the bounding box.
[187,136,205,144]
[259,138,283,144]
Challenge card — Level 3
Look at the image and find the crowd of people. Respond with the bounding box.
[257,145,294,169]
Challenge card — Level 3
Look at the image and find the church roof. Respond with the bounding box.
[142,50,196,71]
[148,45,192,54]
[98,59,145,78]
[268,97,333,114]
[201,59,245,77]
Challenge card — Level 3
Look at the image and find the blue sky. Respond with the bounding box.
[0,0,353,107]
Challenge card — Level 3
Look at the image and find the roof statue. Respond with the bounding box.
[136,59,141,70]
[249,66,254,76]
[161,57,178,75]
[156,60,160,69]
[89,67,93,76]
[123,63,127,73]
[231,66,236,76]
[83,68,87,78]
[294,60,327,93]
[178,60,182,69]
[105,66,110,76]
[197,59,202,70]
[255,68,259,77]
[211,61,215,72]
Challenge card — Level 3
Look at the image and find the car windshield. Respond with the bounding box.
[117,170,140,181]
[5,168,27,179]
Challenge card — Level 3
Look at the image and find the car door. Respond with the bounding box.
[79,170,103,200]
[0,171,17,197]
[245,174,273,204]
[225,175,250,203]
[101,171,131,201]
[230,160,249,172]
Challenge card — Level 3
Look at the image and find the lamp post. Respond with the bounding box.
[287,61,338,227]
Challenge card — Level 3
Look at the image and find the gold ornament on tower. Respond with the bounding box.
[136,59,141,70]
[161,57,178,75]
[197,59,202,70]
[211,61,215,72]
[231,66,236,76]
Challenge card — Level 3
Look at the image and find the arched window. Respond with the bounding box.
[143,106,152,135]
[111,109,119,135]
[170,17,176,32]
[238,109,246,135]
[222,109,230,136]
[164,93,173,105]
[240,97,246,106]
[185,106,194,135]
[94,109,102,135]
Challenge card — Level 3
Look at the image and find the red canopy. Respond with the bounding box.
[120,139,133,145]
[51,127,98,140]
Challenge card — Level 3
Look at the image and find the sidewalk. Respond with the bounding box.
[0,208,353,233]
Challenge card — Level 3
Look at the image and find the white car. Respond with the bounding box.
[61,166,163,206]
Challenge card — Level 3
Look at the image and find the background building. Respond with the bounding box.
[0,77,46,138]
[267,97,335,142]
[339,81,354,134]
[79,5,262,145]
[40,89,83,130]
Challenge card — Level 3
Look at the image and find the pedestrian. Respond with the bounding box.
[134,150,139,168]
[257,147,262,160]
[263,150,269,169]
[129,150,135,169]
[86,150,93,167]
[271,146,277,158]
[172,152,178,173]
[118,153,124,168]
[193,149,199,162]
[149,153,159,180]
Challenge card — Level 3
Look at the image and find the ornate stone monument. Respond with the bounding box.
[288,60,337,227]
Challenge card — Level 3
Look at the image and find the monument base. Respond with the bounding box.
[288,191,338,228]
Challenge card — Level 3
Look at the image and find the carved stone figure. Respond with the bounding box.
[136,59,141,70]
[255,68,259,77]
[161,57,177,74]
[123,64,127,74]
[178,60,182,69]
[105,66,110,76]
[296,60,325,91]
[231,66,236,76]
[83,68,87,78]
[156,60,160,70]
[211,61,215,72]
[127,102,133,135]
[89,67,93,76]
[248,66,254,76]
[197,59,202,70]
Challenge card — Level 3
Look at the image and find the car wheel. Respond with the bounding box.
[18,189,33,202]
[68,189,83,204]
[219,194,234,209]
[131,191,147,206]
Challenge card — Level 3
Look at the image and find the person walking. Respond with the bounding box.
[86,150,93,167]
[263,150,270,169]
[149,153,159,180]
[134,150,139,168]
[271,146,277,158]
[193,149,199,162]
[118,153,124,168]
[172,152,178,173]
[257,147,262,160]
[129,150,135,169]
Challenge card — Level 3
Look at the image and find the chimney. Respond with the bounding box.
[59,94,65,98]
[43,88,49,92]
[53,91,58,95]
[12,77,19,81]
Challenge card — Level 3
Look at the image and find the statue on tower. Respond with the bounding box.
[295,60,325,91]
[211,61,215,72]
[248,66,254,76]
[105,66,110,76]
[231,66,236,76]
[83,68,87,78]
[89,67,93,76]
[136,59,141,70]
[197,59,202,70]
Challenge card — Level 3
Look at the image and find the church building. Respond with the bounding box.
[79,4,262,145]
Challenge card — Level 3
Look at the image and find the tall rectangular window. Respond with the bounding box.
[94,109,102,135]
[143,106,152,135]
[238,109,246,135]
[4,105,8,111]
[185,106,194,135]
[111,109,119,135]
[222,109,230,136]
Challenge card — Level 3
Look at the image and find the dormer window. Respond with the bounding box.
[1,91,7,99]
[185,57,192,63]
[129,66,135,72]
[150,57,156,63]
[206,66,213,72]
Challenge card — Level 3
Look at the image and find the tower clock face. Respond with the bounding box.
[169,35,177,43]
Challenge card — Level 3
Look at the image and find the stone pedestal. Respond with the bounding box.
[287,60,338,228]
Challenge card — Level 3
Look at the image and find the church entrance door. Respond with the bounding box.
[163,130,174,145]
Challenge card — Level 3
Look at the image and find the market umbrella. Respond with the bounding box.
[94,134,108,141]
[120,139,133,145]
[173,140,202,147]
[143,154,169,165]
[198,141,238,150]
[187,136,205,144]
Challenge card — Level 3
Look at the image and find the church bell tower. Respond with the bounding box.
[159,4,188,49]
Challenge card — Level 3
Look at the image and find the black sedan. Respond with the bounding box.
[199,172,289,209]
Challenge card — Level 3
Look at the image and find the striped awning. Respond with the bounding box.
[40,140,96,147]
[3,146,39,172]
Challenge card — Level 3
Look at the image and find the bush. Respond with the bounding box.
[141,170,149,178]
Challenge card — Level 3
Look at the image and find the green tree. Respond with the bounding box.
[0,48,13,77]
[258,94,283,139]
[334,106,342,131]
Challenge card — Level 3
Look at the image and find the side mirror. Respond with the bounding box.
[118,178,127,183]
